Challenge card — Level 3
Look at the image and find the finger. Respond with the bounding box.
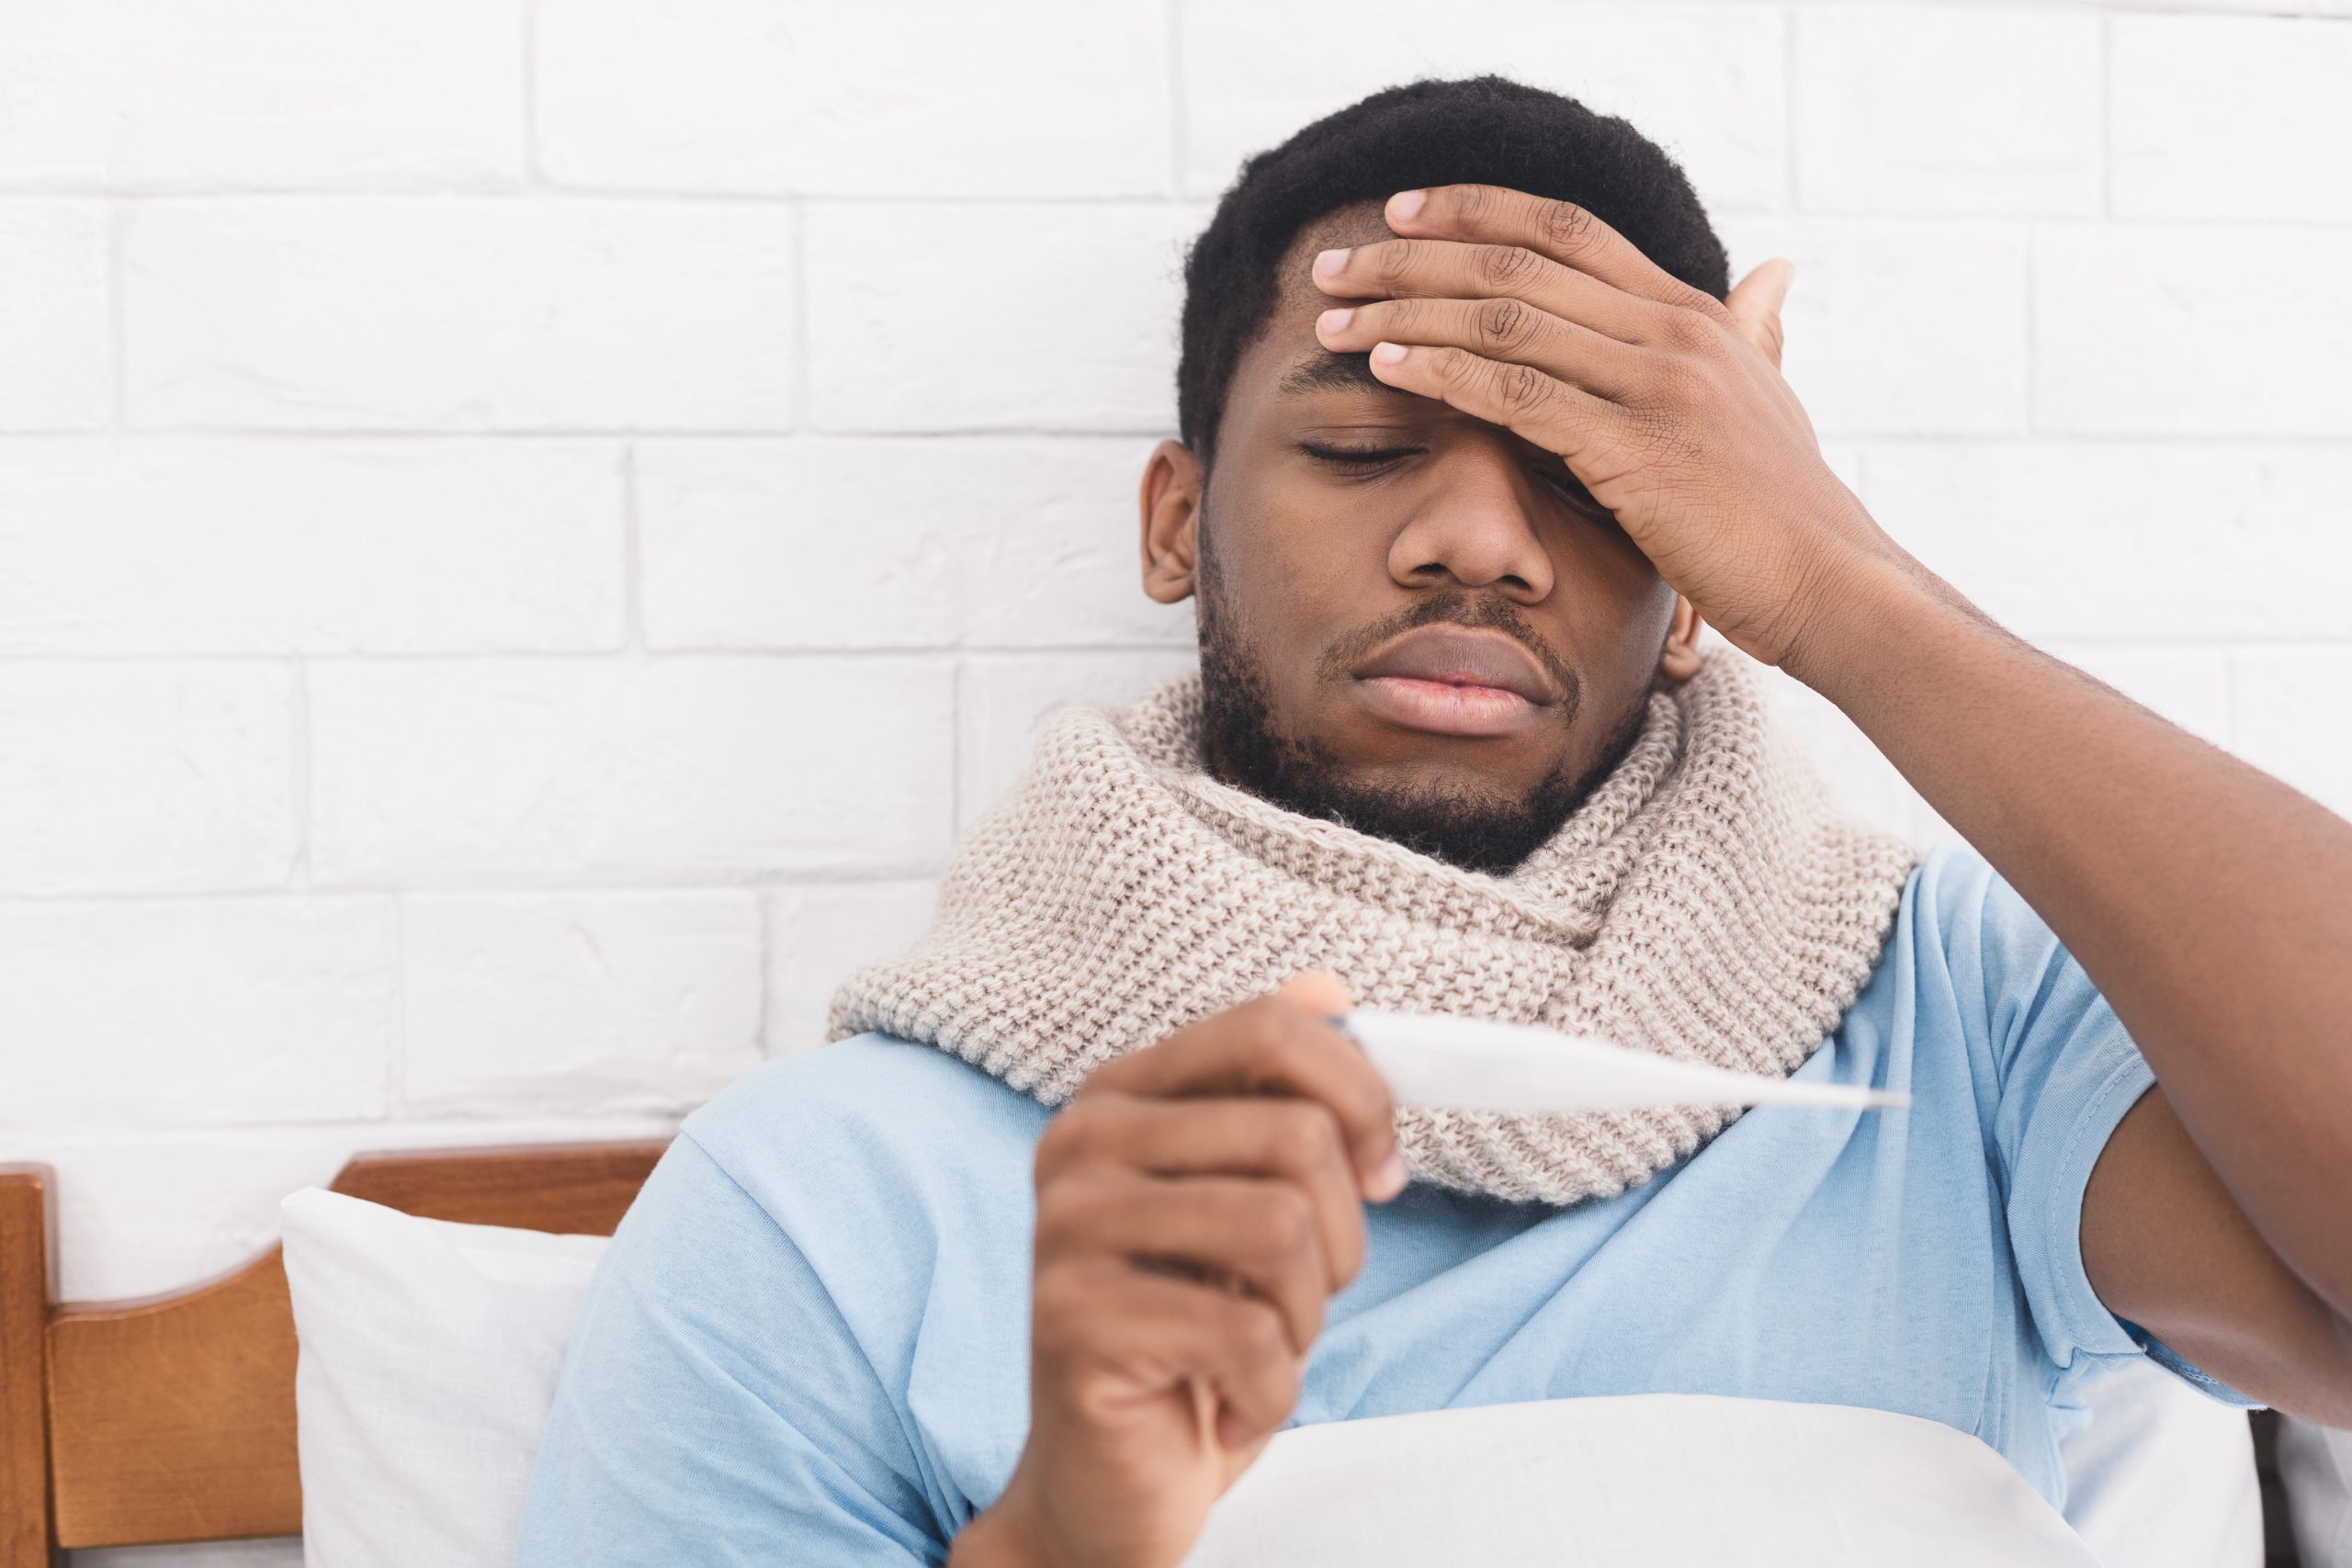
[1035,1094,1369,1289]
[1363,341,1632,483]
[1313,235,1662,347]
[1045,1263,1302,1451]
[1272,968,1351,1016]
[1724,257,1792,371]
[1317,294,1648,402]
[1080,996,1401,1198]
[1038,1172,1333,1356]
[1384,182,1736,327]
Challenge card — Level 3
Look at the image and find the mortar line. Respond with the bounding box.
[290,658,312,891]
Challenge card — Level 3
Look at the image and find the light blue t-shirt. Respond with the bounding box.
[514,842,2248,1564]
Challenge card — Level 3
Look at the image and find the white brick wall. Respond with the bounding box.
[0,6,2346,1562]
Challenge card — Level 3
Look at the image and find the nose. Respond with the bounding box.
[1385,439,1556,603]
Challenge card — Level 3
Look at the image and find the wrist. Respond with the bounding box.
[949,1478,1059,1568]
[1775,545,1975,701]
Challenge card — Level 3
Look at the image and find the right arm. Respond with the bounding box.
[952,972,1408,1568]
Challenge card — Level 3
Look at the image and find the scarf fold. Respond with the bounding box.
[828,648,1920,1206]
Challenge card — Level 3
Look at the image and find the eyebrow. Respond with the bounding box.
[1275,350,1422,400]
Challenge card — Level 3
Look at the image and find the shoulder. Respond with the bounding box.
[1906,839,2030,934]
[685,1030,1038,1143]
[673,1032,1051,1238]
[1895,840,2071,997]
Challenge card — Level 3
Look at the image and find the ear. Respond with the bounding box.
[1659,594,1705,682]
[1139,438,1203,604]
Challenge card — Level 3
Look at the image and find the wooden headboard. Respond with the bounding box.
[0,1139,669,1566]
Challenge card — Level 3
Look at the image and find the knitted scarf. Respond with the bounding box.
[827,648,1920,1206]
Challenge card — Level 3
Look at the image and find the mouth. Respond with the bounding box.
[1347,624,1565,739]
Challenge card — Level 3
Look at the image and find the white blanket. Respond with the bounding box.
[1182,1393,2101,1567]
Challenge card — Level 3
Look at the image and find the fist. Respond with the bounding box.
[951,971,1406,1568]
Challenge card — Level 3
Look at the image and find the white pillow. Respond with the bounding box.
[279,1187,609,1568]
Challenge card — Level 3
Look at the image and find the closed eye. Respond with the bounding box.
[1298,441,1615,523]
[1531,464,1618,524]
[1298,440,1420,470]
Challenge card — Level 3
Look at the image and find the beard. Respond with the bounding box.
[1193,528,1652,877]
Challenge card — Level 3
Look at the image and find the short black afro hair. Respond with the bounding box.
[1175,73,1731,469]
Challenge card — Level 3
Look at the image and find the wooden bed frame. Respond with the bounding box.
[0,1137,2312,1565]
[0,1139,668,1565]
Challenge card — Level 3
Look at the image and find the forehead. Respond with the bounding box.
[1247,199,1423,406]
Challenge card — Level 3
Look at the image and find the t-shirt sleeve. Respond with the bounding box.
[513,1130,949,1566]
[1926,844,2260,1409]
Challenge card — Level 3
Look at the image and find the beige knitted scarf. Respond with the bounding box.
[828,648,1920,1206]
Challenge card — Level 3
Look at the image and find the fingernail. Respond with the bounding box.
[1314,246,1350,280]
[1388,188,1427,222]
[1368,1149,1408,1201]
[1369,341,1407,367]
[1317,306,1353,336]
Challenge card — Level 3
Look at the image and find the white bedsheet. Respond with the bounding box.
[1182,1393,2103,1567]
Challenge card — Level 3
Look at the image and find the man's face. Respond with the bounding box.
[1141,201,1701,874]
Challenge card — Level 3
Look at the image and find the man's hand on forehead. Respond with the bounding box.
[1307,182,1904,675]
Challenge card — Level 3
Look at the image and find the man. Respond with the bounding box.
[516,75,2352,1565]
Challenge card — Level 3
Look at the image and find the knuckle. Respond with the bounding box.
[1231,994,1287,1038]
[1257,1184,1317,1257]
[1254,1005,1320,1071]
[1453,183,1498,224]
[1431,344,1479,389]
[1236,1298,1292,1367]
[1271,1102,1343,1173]
[1660,307,1724,356]
[1539,200,1600,258]
[1474,296,1535,355]
[1475,243,1541,291]
[1383,296,1433,341]
[1677,284,1737,326]
[1494,360,1553,414]
[1368,241,1415,291]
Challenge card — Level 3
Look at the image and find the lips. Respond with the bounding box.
[1352,624,1562,705]
[1348,624,1564,738]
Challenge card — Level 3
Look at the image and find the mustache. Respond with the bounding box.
[1315,592,1582,723]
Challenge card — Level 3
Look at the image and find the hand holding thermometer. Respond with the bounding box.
[1329,1008,1910,1114]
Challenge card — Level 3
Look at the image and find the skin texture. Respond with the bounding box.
[954,183,2352,1568]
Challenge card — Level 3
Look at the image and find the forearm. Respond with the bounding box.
[1787,549,2352,1316]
